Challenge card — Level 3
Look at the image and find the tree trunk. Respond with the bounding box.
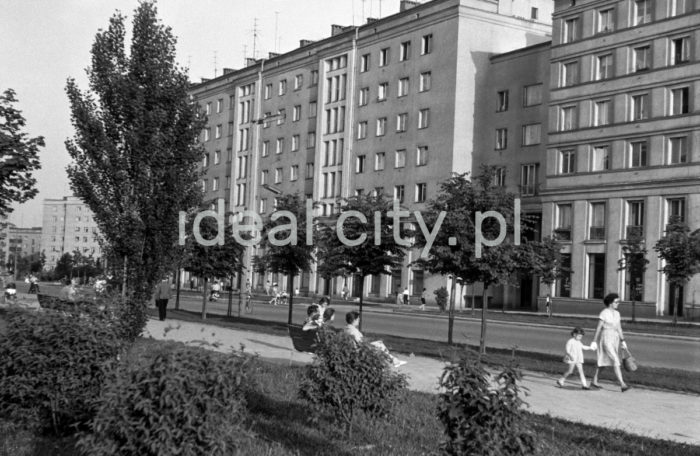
[232,276,238,318]
[121,256,127,299]
[358,275,366,331]
[479,286,489,355]
[471,284,475,316]
[448,277,456,345]
[201,278,208,320]
[673,285,679,326]
[631,299,636,323]
[175,268,181,311]
[287,273,295,325]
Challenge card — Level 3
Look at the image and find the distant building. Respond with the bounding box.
[41,196,103,270]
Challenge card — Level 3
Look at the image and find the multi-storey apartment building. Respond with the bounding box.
[541,0,700,316]
[41,196,103,270]
[3,225,42,271]
[191,0,554,299]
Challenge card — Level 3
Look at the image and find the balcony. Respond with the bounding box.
[554,228,572,241]
[589,226,606,240]
[625,225,644,239]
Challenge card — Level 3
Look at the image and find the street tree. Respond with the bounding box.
[53,252,74,280]
[653,216,700,324]
[525,236,572,318]
[316,193,413,330]
[0,89,44,216]
[65,1,205,334]
[255,193,316,324]
[618,233,649,322]
[182,213,245,320]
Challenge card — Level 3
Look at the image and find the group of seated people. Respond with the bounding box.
[301,298,406,368]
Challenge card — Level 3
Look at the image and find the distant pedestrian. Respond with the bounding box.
[28,275,40,294]
[545,294,552,317]
[557,326,594,389]
[266,280,271,296]
[154,276,172,321]
[59,278,78,303]
[591,293,630,392]
[189,278,195,291]
[245,279,252,312]
[419,288,426,311]
[342,284,349,300]
[403,287,409,305]
[396,287,402,305]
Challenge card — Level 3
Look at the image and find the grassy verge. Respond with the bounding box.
[3,338,697,456]
[157,308,700,395]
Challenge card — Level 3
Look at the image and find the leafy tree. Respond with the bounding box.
[65,2,204,331]
[316,194,412,330]
[653,216,700,324]
[618,233,649,322]
[0,89,44,216]
[523,236,571,318]
[53,252,74,280]
[255,194,316,324]
[182,213,244,320]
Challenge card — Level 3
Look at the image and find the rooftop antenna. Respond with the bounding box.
[274,11,279,53]
[243,44,248,64]
[252,18,259,60]
[379,0,382,18]
[213,51,218,77]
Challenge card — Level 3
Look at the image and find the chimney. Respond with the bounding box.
[400,0,420,12]
[245,58,257,67]
[200,78,210,83]
[366,17,379,24]
[331,24,347,36]
[299,39,315,47]
[223,68,235,74]
[268,52,280,59]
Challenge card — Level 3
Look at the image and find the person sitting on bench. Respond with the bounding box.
[302,304,323,331]
[343,311,406,368]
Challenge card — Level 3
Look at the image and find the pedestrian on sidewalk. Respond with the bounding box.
[403,287,410,305]
[557,326,594,389]
[154,276,172,321]
[590,293,630,392]
[419,288,426,311]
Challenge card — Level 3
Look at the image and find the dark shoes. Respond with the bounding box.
[590,383,602,389]
[582,386,591,390]
[621,385,631,393]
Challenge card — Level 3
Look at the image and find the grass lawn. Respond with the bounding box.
[158,308,700,395]
[2,338,698,456]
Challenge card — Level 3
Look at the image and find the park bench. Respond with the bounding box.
[288,324,319,354]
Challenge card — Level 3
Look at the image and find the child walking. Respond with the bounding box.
[557,327,594,389]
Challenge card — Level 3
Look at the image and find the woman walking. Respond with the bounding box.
[591,293,630,392]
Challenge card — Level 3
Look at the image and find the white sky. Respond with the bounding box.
[1,0,400,227]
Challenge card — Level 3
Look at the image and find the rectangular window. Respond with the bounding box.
[523,84,542,106]
[360,53,370,72]
[378,82,388,101]
[668,198,686,222]
[588,253,606,299]
[307,132,316,148]
[668,136,688,164]
[237,156,248,178]
[562,61,579,87]
[306,163,314,179]
[274,168,283,184]
[276,138,284,154]
[671,87,689,115]
[205,102,211,115]
[278,79,287,96]
[398,77,409,97]
[592,145,610,171]
[560,106,577,131]
[292,135,300,152]
[560,149,576,174]
[356,155,366,173]
[598,8,615,33]
[293,105,301,121]
[214,150,221,165]
[634,45,650,71]
[589,202,606,240]
[522,123,541,145]
[400,41,411,61]
[379,48,389,66]
[394,185,405,203]
[495,128,508,150]
[395,149,406,168]
[228,121,234,136]
[631,93,649,120]
[419,72,431,92]
[670,0,689,16]
[357,121,368,139]
[531,7,539,19]
[556,204,572,241]
[264,84,272,99]
[396,113,408,132]
[416,146,428,166]
[212,177,219,191]
[203,128,211,142]
[375,152,385,171]
[201,179,207,192]
[629,141,648,167]
[520,164,537,196]
[627,200,645,238]
[415,183,427,202]
[376,117,387,136]
[594,99,611,126]
[597,54,613,80]
[564,17,579,43]
[497,90,509,111]
[421,34,433,55]
[287,165,297,182]
[277,108,286,125]
[203,153,209,167]
[259,198,267,214]
[418,109,430,129]
[294,74,303,90]
[261,170,268,184]
[493,167,506,187]
[634,0,652,25]
[672,37,690,65]
[309,101,317,117]
[359,87,369,106]
[311,70,318,86]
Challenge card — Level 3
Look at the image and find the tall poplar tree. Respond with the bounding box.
[65,2,204,328]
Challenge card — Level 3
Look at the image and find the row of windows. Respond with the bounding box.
[494,123,543,149]
[357,109,431,139]
[260,133,314,156]
[201,176,233,193]
[555,86,691,131]
[556,134,692,174]
[359,34,433,72]
[560,0,695,45]
[260,165,303,186]
[355,147,429,173]
[354,183,428,203]
[358,72,432,106]
[558,36,692,87]
[496,84,543,111]
[264,71,319,99]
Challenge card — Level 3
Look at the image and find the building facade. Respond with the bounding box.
[41,196,103,270]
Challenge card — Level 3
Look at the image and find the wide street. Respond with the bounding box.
[167,290,700,373]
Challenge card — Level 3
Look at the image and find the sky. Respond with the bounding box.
[1,0,401,227]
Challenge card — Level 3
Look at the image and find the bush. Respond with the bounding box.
[77,347,253,456]
[434,287,448,311]
[437,354,536,455]
[0,308,128,435]
[299,328,408,437]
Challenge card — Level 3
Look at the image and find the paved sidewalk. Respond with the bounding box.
[143,318,700,446]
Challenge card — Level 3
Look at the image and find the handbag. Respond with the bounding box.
[622,347,638,372]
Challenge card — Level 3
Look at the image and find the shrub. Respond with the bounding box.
[77,347,253,456]
[437,354,536,455]
[0,308,127,435]
[299,328,408,437]
[434,287,448,311]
